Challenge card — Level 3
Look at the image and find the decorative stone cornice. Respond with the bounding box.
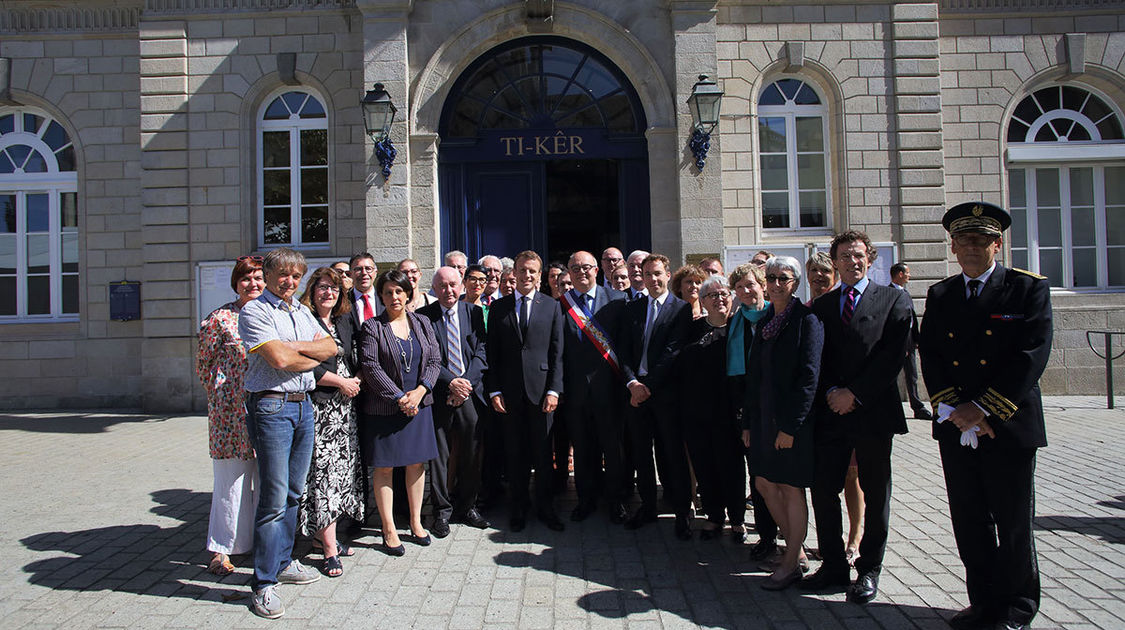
[940,0,1124,13]
[145,0,355,13]
[0,4,141,34]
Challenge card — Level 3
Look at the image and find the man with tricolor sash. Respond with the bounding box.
[559,250,630,524]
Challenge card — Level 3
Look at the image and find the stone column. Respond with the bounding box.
[891,3,948,294]
[138,16,195,411]
[358,0,413,265]
[668,0,722,265]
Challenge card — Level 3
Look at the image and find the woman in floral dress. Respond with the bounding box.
[297,267,366,577]
[196,256,264,576]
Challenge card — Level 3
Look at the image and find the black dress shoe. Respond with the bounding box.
[453,508,491,529]
[674,515,692,540]
[949,606,992,630]
[609,503,627,524]
[699,526,720,541]
[570,501,597,522]
[993,621,1026,630]
[846,570,879,604]
[431,518,450,539]
[748,538,778,561]
[537,509,565,531]
[509,510,527,532]
[800,565,851,592]
[624,507,657,530]
[381,541,406,557]
[730,526,747,545]
[914,407,934,420]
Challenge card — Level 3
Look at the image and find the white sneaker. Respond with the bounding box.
[251,584,284,619]
[277,559,320,585]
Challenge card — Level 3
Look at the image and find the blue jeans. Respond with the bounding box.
[245,395,314,587]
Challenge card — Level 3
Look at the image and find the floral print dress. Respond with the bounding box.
[197,302,254,460]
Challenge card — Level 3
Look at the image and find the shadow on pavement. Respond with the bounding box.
[20,488,249,604]
[1036,514,1125,545]
[0,413,171,434]
[488,526,957,627]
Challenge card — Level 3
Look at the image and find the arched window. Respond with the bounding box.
[1007,85,1125,289]
[756,78,831,231]
[0,108,79,321]
[258,90,329,248]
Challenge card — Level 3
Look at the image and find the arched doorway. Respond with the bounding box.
[438,36,650,264]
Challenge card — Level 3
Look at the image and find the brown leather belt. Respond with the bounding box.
[258,391,307,402]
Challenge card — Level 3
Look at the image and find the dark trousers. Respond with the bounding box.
[429,397,484,520]
[567,393,625,506]
[626,396,691,517]
[480,406,505,504]
[502,395,555,513]
[940,441,1040,625]
[902,348,925,411]
[550,405,571,487]
[811,430,894,574]
[684,421,745,525]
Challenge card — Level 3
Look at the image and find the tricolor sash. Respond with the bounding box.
[562,290,621,376]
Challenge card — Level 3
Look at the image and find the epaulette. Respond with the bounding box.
[1011,267,1046,280]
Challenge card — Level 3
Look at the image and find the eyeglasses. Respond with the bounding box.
[237,255,263,263]
[465,275,487,284]
[765,274,795,284]
[314,284,340,294]
[353,265,376,274]
[601,256,623,265]
[569,264,596,273]
[701,290,732,300]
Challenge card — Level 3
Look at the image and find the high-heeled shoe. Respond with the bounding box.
[409,532,432,547]
[760,568,802,591]
[381,540,406,557]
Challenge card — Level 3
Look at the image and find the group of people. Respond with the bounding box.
[197,201,1050,630]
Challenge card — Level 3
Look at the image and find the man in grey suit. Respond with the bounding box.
[485,250,566,532]
[420,267,491,538]
[560,250,629,523]
[803,231,912,605]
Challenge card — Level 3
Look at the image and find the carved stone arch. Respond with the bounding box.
[411,1,674,136]
[0,90,85,174]
[748,58,848,233]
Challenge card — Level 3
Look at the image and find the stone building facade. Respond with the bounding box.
[0,0,1122,411]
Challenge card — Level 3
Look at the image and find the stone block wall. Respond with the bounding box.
[0,20,145,409]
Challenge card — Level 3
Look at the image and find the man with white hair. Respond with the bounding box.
[624,249,649,301]
[443,250,468,278]
[478,254,504,305]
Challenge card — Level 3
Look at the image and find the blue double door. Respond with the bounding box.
[439,156,650,264]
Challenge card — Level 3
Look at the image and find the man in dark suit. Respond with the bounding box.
[618,253,694,539]
[890,262,933,420]
[560,250,628,523]
[348,252,384,328]
[485,250,566,532]
[919,202,1051,630]
[803,231,912,604]
[420,267,491,538]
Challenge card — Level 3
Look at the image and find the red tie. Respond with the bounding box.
[362,294,374,321]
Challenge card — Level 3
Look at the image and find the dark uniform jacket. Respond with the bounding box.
[918,264,1051,449]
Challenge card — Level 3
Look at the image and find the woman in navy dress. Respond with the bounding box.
[358,269,441,555]
[744,256,824,591]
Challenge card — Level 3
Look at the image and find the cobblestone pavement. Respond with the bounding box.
[1,397,1123,629]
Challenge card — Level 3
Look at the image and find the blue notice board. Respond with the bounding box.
[110,281,141,321]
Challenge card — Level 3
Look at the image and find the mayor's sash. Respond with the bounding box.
[562,290,621,376]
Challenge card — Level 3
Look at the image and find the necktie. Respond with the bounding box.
[484,294,492,306]
[586,293,594,311]
[842,287,857,324]
[967,279,982,301]
[446,309,463,376]
[361,294,374,321]
[518,295,529,337]
[639,298,658,376]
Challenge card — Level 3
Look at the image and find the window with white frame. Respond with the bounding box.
[258,90,329,248]
[756,78,831,231]
[0,108,79,321]
[1007,85,1125,290]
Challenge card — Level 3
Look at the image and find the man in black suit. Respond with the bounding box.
[890,262,933,420]
[348,252,384,328]
[919,202,1051,630]
[618,253,694,539]
[420,267,492,538]
[560,250,629,523]
[485,250,566,532]
[803,231,912,604]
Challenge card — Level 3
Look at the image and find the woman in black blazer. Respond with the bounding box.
[358,270,441,556]
[744,256,824,591]
[296,267,365,577]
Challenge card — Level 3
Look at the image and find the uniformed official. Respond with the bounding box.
[918,201,1052,630]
